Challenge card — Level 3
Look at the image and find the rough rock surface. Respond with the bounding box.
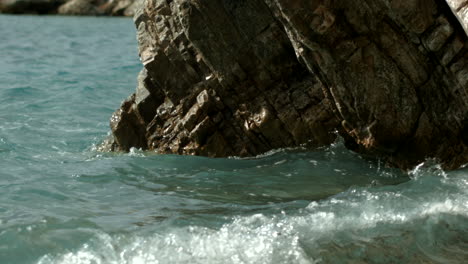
[0,0,139,15]
[448,0,468,34]
[108,0,467,170]
[265,0,468,170]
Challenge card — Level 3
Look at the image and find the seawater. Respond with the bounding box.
[0,15,467,264]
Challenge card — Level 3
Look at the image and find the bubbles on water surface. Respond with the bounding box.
[34,163,468,264]
[408,159,449,179]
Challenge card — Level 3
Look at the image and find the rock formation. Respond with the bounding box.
[0,0,66,14]
[448,0,468,35]
[107,0,467,170]
[57,0,102,15]
[0,0,142,15]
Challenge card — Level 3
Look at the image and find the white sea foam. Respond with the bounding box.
[36,175,468,264]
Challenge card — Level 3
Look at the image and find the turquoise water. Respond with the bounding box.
[1,15,467,264]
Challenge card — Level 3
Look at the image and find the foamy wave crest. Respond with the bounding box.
[37,214,316,264]
[36,170,468,264]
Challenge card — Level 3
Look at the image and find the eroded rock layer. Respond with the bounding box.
[108,0,468,170]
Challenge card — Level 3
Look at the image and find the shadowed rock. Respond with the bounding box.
[107,0,468,170]
[0,0,66,14]
[0,0,141,15]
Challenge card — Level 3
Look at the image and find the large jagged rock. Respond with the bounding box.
[107,0,341,157]
[107,0,467,170]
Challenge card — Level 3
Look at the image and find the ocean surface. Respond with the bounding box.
[0,15,467,264]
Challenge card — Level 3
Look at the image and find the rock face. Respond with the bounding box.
[448,0,468,34]
[108,0,341,157]
[266,0,468,170]
[0,0,141,15]
[108,0,468,170]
